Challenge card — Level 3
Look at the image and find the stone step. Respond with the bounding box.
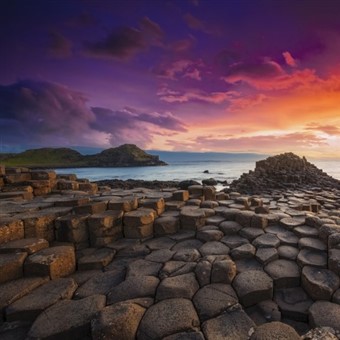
[24,246,76,279]
[0,238,49,254]
[0,252,27,284]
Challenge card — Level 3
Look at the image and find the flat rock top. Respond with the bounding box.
[1,169,340,339]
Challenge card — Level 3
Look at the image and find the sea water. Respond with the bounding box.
[55,159,340,185]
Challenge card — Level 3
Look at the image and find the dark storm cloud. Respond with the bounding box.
[47,31,73,58]
[84,17,164,60]
[0,79,186,147]
[0,79,95,145]
[85,27,146,59]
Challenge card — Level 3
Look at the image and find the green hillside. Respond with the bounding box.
[88,144,166,167]
[0,145,166,168]
[1,148,86,167]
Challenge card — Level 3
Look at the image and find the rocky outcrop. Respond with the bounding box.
[1,165,340,339]
[87,144,167,167]
[0,144,167,168]
[230,152,340,194]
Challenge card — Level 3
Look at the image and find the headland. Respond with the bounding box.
[0,153,340,339]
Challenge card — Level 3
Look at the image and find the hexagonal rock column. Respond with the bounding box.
[301,266,340,300]
[0,276,49,320]
[91,301,146,340]
[78,182,98,194]
[193,283,238,322]
[56,180,80,191]
[88,210,123,246]
[54,196,90,207]
[18,210,58,242]
[24,246,76,279]
[0,238,49,255]
[154,216,179,236]
[264,259,300,288]
[211,259,236,284]
[172,190,190,202]
[203,186,216,201]
[0,217,25,245]
[329,249,340,275]
[309,301,340,332]
[55,214,89,249]
[0,252,27,284]
[250,321,300,340]
[27,294,106,339]
[5,278,78,322]
[73,201,106,215]
[319,224,340,243]
[139,198,165,216]
[274,287,313,321]
[77,248,116,271]
[235,211,255,228]
[108,196,138,212]
[232,270,273,307]
[137,298,200,339]
[123,209,155,238]
[156,272,199,300]
[107,275,159,305]
[188,185,204,199]
[180,207,206,231]
[202,304,256,340]
[328,233,340,249]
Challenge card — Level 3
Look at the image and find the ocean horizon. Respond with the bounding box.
[54,154,340,188]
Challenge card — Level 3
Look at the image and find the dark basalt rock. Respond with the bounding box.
[95,179,179,189]
[230,153,340,194]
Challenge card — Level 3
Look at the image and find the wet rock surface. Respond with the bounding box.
[0,163,340,339]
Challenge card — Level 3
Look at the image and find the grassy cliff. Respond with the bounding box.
[0,144,167,168]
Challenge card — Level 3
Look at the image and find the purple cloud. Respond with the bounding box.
[84,27,146,60]
[0,79,96,146]
[0,79,186,148]
[140,17,164,41]
[91,107,186,132]
[225,59,283,81]
[47,31,72,58]
[183,13,217,34]
[84,17,164,60]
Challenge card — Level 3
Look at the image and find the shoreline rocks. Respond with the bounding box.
[230,152,340,194]
[1,162,340,339]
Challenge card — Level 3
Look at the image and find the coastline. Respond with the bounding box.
[1,156,340,338]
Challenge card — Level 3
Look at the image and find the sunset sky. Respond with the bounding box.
[1,0,340,158]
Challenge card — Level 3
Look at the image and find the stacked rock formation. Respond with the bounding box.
[231,152,340,194]
[0,165,340,339]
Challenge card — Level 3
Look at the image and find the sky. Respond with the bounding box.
[1,0,340,159]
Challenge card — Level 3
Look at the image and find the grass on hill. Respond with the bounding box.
[1,148,86,167]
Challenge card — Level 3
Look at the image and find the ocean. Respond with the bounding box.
[54,156,340,188]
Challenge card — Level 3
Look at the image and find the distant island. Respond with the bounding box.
[0,144,167,168]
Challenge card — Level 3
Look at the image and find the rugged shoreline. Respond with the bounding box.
[1,155,340,339]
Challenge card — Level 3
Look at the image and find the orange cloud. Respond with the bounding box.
[305,123,340,135]
[158,87,237,104]
[228,93,267,111]
[165,132,327,153]
[283,51,297,67]
[223,63,317,91]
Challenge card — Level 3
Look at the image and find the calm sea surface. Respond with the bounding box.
[55,159,340,187]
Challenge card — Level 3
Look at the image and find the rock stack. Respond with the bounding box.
[1,164,340,339]
[230,152,340,194]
